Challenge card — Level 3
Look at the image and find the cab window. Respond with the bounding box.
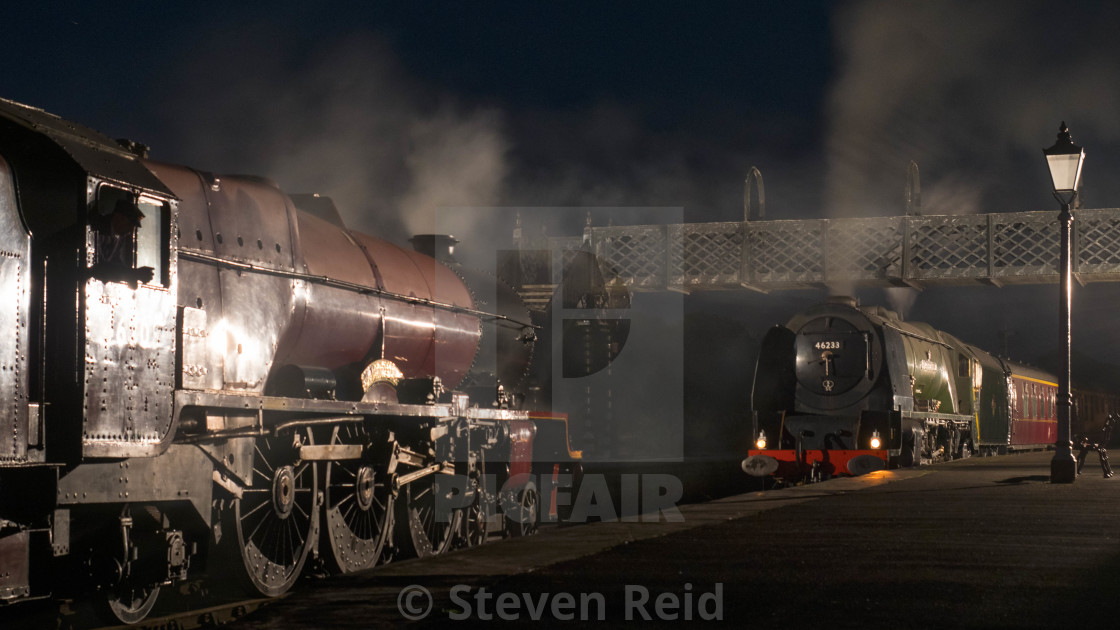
[91,186,166,287]
[136,196,166,285]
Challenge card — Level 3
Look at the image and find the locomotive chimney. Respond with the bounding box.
[409,234,459,263]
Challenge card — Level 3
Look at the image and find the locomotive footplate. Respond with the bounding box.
[174,390,534,435]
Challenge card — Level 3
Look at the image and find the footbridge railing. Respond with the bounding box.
[546,209,1120,292]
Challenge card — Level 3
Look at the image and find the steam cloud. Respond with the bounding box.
[826,0,1120,217]
[161,30,824,247]
[163,33,508,244]
[883,287,918,321]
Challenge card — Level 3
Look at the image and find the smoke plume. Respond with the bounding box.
[162,32,508,244]
[826,1,1120,218]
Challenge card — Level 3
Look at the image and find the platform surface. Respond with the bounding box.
[228,451,1120,628]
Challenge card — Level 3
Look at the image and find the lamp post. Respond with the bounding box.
[1044,122,1085,484]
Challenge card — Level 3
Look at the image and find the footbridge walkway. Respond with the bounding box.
[545,208,1120,292]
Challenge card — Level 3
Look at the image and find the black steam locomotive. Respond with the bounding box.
[744,296,1119,481]
[0,98,582,623]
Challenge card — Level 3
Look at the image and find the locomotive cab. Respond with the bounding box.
[0,98,181,610]
[0,100,181,465]
[81,183,179,459]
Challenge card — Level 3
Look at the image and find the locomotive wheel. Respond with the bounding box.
[460,456,490,548]
[462,496,488,548]
[397,472,462,558]
[321,424,394,574]
[93,505,164,625]
[226,430,319,597]
[505,481,539,538]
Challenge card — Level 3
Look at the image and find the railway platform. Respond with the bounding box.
[196,452,1120,627]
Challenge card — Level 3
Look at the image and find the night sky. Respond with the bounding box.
[6,1,1120,364]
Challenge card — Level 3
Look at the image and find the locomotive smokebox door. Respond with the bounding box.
[82,185,177,458]
[794,317,870,397]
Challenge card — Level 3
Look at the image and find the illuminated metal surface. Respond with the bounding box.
[81,179,179,459]
[173,389,531,423]
[0,155,31,463]
[82,277,178,457]
[149,160,518,394]
[562,209,1120,291]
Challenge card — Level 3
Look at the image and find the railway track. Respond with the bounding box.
[4,581,276,630]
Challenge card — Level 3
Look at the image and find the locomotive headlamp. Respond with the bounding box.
[1043,122,1085,200]
[756,430,767,450]
[870,429,882,450]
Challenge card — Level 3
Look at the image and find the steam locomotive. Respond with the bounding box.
[0,98,582,623]
[744,296,1120,482]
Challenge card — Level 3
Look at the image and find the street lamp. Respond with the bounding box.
[1044,122,1085,484]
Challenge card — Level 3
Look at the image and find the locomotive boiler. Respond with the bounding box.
[744,296,1119,482]
[0,97,581,623]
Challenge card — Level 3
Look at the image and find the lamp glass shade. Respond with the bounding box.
[1046,149,1085,193]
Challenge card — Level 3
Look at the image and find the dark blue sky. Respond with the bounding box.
[2,2,834,227]
[3,3,831,126]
